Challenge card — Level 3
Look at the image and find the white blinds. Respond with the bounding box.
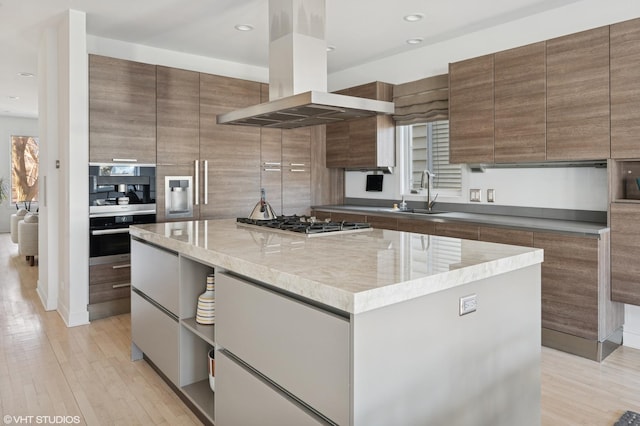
[410,121,461,192]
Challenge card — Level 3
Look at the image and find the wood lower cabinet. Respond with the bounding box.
[610,203,640,305]
[494,42,546,163]
[366,215,397,230]
[546,26,610,161]
[433,222,479,240]
[449,54,495,164]
[533,232,600,340]
[200,74,261,219]
[88,258,132,321]
[396,218,435,234]
[611,18,640,159]
[478,226,534,247]
[89,55,157,164]
[330,212,367,223]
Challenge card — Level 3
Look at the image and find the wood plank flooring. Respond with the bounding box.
[1,231,640,425]
[0,233,200,425]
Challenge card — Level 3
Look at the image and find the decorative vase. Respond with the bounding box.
[196,273,215,325]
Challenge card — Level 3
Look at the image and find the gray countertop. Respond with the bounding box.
[312,205,609,237]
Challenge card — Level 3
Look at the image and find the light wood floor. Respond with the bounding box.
[1,232,640,425]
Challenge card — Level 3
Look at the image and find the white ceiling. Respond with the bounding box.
[0,0,582,118]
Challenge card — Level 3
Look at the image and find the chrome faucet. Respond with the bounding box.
[421,170,438,211]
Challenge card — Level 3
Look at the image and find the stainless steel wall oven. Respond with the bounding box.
[88,163,156,320]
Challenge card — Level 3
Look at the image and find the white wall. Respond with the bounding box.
[346,166,608,211]
[0,116,39,233]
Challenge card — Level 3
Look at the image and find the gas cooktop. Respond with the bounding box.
[236,215,373,236]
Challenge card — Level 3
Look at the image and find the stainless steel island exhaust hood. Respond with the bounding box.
[217,0,395,129]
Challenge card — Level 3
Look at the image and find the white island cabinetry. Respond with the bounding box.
[130,219,544,426]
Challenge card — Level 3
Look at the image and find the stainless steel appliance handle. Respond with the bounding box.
[111,158,137,163]
[112,264,131,270]
[204,160,208,205]
[194,160,199,206]
[112,283,131,289]
[91,228,130,236]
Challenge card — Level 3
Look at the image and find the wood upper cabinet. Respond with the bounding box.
[156,66,199,165]
[89,55,157,164]
[494,42,546,163]
[156,67,200,221]
[546,27,610,161]
[282,127,311,216]
[325,82,395,169]
[611,18,640,159]
[449,54,495,164]
[260,84,284,215]
[199,73,261,219]
[611,203,640,305]
[533,232,599,340]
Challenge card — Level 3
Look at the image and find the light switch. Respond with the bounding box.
[470,188,481,202]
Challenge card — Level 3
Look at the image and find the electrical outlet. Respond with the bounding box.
[459,294,477,316]
[470,188,482,202]
[487,189,495,203]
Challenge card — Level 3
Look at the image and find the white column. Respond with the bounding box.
[624,305,640,349]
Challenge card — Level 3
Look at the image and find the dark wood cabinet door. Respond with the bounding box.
[89,55,157,164]
[199,73,261,219]
[546,27,610,161]
[611,18,640,159]
[282,128,311,216]
[533,232,599,340]
[494,42,546,163]
[156,66,200,166]
[449,54,495,164]
[611,203,640,305]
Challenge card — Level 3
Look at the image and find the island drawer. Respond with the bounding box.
[216,350,325,426]
[131,290,180,386]
[216,272,350,425]
[131,239,179,315]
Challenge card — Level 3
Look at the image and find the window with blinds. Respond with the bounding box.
[407,121,461,193]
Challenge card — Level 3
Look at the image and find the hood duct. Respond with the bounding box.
[217,0,395,129]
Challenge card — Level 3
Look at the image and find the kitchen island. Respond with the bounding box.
[129,219,543,426]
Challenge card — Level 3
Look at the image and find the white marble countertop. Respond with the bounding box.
[130,219,543,314]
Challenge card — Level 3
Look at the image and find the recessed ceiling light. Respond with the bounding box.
[8,96,19,100]
[17,72,34,77]
[404,13,424,22]
[234,24,254,31]
[326,45,336,52]
[406,37,424,45]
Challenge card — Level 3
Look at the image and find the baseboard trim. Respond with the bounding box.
[542,327,623,362]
